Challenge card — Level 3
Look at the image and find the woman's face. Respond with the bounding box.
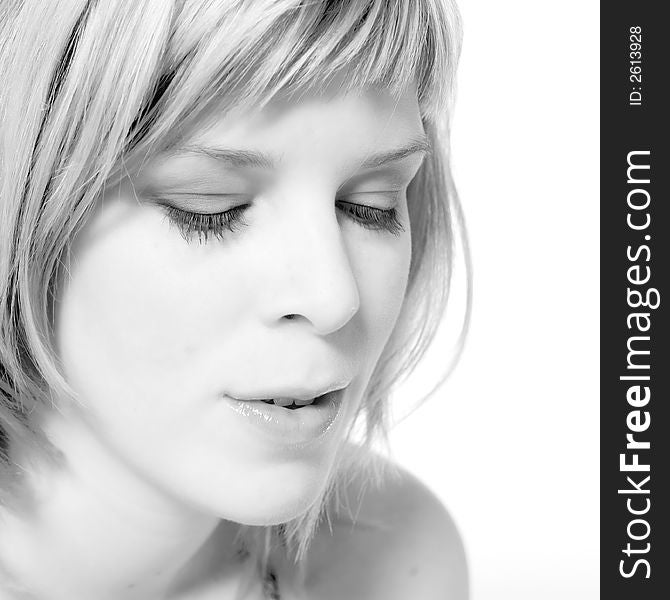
[54,85,426,524]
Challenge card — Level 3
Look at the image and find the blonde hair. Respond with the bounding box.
[0,0,466,581]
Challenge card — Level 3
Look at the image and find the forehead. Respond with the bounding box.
[178,86,424,169]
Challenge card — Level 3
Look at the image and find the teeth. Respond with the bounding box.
[294,397,317,406]
[272,397,294,407]
[259,397,317,408]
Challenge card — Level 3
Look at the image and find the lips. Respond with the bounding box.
[222,387,347,447]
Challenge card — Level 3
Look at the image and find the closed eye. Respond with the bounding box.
[159,195,405,244]
[335,200,404,235]
[160,204,250,244]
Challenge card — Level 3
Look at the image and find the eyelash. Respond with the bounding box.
[162,205,249,244]
[162,200,404,244]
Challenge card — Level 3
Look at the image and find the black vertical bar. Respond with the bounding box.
[601,2,669,597]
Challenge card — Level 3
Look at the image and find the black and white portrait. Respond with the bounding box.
[0,1,599,599]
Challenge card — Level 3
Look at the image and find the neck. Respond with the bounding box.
[0,413,241,600]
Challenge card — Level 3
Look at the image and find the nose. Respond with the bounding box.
[262,201,361,336]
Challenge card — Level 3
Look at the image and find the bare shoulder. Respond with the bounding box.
[304,450,469,600]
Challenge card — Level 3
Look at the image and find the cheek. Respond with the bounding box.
[347,229,412,357]
[55,195,252,418]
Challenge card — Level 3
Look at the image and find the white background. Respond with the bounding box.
[389,1,600,598]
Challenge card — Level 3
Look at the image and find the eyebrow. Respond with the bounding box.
[171,135,431,171]
[171,145,276,169]
[358,136,432,169]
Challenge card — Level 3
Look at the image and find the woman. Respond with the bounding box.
[0,1,468,598]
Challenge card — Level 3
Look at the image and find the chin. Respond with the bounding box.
[204,461,332,526]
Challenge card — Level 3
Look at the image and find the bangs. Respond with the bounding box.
[126,0,460,159]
